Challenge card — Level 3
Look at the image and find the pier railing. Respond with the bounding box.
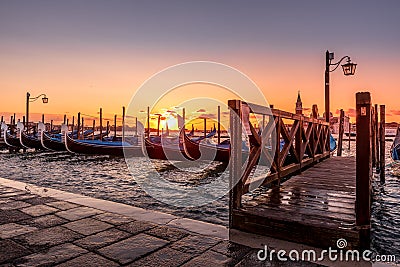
[228,99,331,211]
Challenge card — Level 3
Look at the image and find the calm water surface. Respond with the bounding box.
[0,141,399,260]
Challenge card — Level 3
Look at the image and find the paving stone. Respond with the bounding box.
[0,191,26,198]
[0,239,31,264]
[55,252,119,267]
[55,206,103,221]
[0,223,38,238]
[10,194,36,201]
[14,243,87,267]
[22,196,58,205]
[63,218,113,236]
[20,204,58,217]
[94,212,134,225]
[46,201,80,211]
[98,233,168,264]
[211,240,252,258]
[74,228,131,250]
[21,214,68,228]
[169,235,221,255]
[145,225,189,242]
[117,220,156,235]
[128,247,192,267]
[0,201,31,210]
[0,210,32,224]
[12,226,83,252]
[182,250,237,267]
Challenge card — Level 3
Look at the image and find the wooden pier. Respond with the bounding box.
[228,92,380,250]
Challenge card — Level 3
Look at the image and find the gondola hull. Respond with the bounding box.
[41,132,66,151]
[391,127,400,160]
[144,137,191,161]
[65,134,143,157]
[20,132,44,150]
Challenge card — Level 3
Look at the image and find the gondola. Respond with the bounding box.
[391,126,400,160]
[1,122,24,150]
[65,132,143,157]
[181,129,229,162]
[143,135,192,161]
[41,132,66,151]
[20,131,44,150]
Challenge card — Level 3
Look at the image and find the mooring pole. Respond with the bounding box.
[122,106,126,141]
[72,116,75,133]
[63,114,66,125]
[135,117,138,136]
[114,115,117,139]
[375,104,380,171]
[379,105,386,183]
[77,113,81,139]
[218,105,221,144]
[204,118,206,139]
[337,109,344,156]
[81,117,84,139]
[371,106,376,167]
[355,92,372,249]
[99,108,103,141]
[147,107,150,138]
[106,121,110,137]
[92,120,95,140]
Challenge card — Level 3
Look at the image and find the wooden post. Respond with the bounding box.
[106,121,110,137]
[77,113,81,139]
[114,115,117,139]
[0,116,3,138]
[157,114,161,136]
[13,113,16,125]
[66,118,69,130]
[228,99,243,228]
[99,108,103,141]
[42,114,45,123]
[355,92,372,227]
[92,120,95,140]
[122,106,125,141]
[72,116,75,133]
[147,107,150,137]
[337,109,344,156]
[375,104,380,170]
[217,106,221,144]
[379,105,386,183]
[204,118,206,139]
[135,117,138,136]
[63,114,66,124]
[81,117,84,139]
[348,122,351,151]
[50,120,53,132]
[182,108,185,131]
[371,107,376,167]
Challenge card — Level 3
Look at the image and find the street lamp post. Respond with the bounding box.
[324,50,357,122]
[26,92,49,129]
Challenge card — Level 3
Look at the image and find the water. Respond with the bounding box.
[0,141,399,260]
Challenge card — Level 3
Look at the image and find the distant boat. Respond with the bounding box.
[330,134,337,152]
[391,127,400,160]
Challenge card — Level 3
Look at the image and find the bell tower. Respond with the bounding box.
[296,90,303,115]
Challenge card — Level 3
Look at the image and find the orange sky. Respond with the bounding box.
[1,2,399,125]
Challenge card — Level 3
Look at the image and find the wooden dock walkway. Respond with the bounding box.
[228,93,379,250]
[233,157,360,248]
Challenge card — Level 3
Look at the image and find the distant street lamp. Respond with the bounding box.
[325,50,357,122]
[26,92,48,128]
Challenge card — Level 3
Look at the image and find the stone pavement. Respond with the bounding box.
[0,178,328,267]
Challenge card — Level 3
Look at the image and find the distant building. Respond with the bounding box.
[296,91,302,115]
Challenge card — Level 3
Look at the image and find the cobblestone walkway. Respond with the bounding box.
[0,183,258,266]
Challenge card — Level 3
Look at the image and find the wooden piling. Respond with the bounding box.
[337,109,344,156]
[355,92,372,224]
[375,104,380,170]
[63,114,66,124]
[182,108,185,131]
[92,120,95,140]
[147,107,150,137]
[81,117,84,139]
[379,105,386,183]
[122,106,125,141]
[348,122,351,150]
[50,120,53,132]
[217,106,221,144]
[77,113,81,139]
[204,118,207,139]
[99,108,103,141]
[42,114,45,123]
[355,92,372,248]
[71,116,75,133]
[135,117,138,136]
[106,121,110,137]
[371,106,376,167]
[114,115,117,139]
